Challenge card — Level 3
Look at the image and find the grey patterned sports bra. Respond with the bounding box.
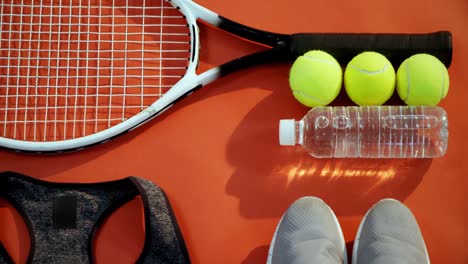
[0,171,190,264]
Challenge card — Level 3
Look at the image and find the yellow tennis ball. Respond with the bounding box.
[396,54,449,106]
[344,52,395,106]
[289,50,342,107]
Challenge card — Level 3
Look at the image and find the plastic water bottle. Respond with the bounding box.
[279,106,448,158]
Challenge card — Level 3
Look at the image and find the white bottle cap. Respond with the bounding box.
[279,119,296,146]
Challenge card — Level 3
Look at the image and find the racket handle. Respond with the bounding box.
[290,31,452,67]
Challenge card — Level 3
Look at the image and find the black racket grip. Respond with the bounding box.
[290,31,452,67]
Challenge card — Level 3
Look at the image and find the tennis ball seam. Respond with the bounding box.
[302,54,338,66]
[291,89,329,104]
[344,52,395,106]
[349,63,390,75]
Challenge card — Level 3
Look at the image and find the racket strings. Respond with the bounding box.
[0,0,191,142]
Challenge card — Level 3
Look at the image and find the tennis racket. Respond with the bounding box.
[0,0,452,153]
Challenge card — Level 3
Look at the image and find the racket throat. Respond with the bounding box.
[218,47,291,77]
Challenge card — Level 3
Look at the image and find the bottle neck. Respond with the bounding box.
[295,120,304,145]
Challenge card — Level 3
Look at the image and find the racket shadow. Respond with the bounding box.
[224,83,432,219]
[0,132,136,179]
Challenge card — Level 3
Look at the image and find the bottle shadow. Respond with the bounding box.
[225,89,431,219]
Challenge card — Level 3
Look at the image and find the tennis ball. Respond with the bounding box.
[396,54,449,106]
[344,52,395,106]
[289,50,342,107]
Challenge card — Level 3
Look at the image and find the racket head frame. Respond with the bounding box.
[0,0,221,153]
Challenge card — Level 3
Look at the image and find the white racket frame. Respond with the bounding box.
[0,0,221,152]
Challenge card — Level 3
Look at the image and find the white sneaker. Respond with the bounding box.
[352,199,430,264]
[267,197,347,264]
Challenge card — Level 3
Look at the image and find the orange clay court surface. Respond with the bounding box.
[1,0,468,263]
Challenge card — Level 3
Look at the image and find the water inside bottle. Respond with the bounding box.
[302,106,448,158]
